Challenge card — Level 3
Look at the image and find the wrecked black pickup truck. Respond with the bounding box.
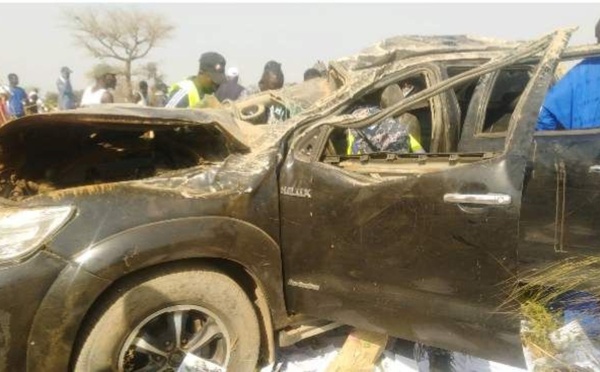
[1,28,600,371]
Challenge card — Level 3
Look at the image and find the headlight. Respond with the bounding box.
[0,205,74,262]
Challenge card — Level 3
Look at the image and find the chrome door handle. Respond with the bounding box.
[443,193,512,206]
[589,165,600,173]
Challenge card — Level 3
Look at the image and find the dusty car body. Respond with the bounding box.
[0,28,599,371]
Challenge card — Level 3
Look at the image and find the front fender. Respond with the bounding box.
[75,216,287,324]
[27,216,287,371]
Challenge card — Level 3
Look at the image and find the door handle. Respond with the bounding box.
[589,165,600,173]
[443,193,512,206]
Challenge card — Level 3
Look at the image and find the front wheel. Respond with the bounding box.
[73,266,260,371]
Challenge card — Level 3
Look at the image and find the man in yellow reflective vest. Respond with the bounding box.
[166,52,227,109]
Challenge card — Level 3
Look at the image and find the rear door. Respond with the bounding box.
[459,48,600,267]
[278,30,572,362]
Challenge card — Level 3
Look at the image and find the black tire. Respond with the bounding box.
[73,266,260,371]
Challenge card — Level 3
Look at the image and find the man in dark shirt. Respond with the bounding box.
[258,60,284,92]
[216,67,247,102]
[303,68,322,81]
[258,61,289,124]
[134,81,150,106]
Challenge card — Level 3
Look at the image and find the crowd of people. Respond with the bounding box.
[164,52,324,110]
[0,52,325,126]
[4,17,599,134]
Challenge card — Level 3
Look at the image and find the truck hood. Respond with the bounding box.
[0,105,275,201]
[0,104,260,152]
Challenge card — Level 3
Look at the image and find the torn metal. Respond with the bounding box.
[0,106,274,201]
[1,28,600,371]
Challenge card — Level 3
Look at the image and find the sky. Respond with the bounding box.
[0,2,599,95]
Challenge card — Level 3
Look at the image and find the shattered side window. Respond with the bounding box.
[480,68,533,134]
[335,74,432,155]
[319,29,574,175]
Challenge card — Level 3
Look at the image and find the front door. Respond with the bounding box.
[278,30,572,362]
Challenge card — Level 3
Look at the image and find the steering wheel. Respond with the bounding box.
[239,104,266,123]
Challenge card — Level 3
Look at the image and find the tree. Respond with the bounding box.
[139,62,164,82]
[64,7,174,100]
[136,61,167,88]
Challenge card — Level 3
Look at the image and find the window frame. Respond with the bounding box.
[308,66,448,162]
[291,30,570,167]
[473,65,536,138]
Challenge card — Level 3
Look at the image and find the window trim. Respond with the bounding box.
[473,66,535,138]
[535,128,600,137]
[473,127,600,139]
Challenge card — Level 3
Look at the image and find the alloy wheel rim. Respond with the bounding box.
[118,304,230,372]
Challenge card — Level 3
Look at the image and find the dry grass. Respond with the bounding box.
[519,300,561,358]
[504,256,600,360]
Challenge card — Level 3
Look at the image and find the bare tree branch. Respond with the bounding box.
[63,7,174,99]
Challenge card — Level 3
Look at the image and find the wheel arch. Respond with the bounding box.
[71,258,277,369]
[27,216,287,371]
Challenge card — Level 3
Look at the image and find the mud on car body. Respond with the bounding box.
[0,29,599,371]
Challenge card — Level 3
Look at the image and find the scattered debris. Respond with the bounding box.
[326,329,388,372]
[506,256,600,369]
[414,345,527,372]
[268,327,526,372]
[523,320,600,370]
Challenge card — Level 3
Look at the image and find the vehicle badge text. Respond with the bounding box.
[280,186,312,198]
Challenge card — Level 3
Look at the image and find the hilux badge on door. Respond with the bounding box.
[280,186,312,198]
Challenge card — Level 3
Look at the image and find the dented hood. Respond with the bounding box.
[0,105,259,152]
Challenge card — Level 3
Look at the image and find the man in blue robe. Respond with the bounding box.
[536,20,600,131]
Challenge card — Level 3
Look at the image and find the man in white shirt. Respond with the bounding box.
[80,64,118,107]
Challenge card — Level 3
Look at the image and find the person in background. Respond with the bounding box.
[536,18,600,130]
[152,82,169,107]
[166,52,226,109]
[133,80,149,106]
[303,68,322,81]
[258,60,284,92]
[26,91,38,115]
[27,90,47,114]
[0,87,10,125]
[56,66,76,110]
[258,61,288,124]
[80,64,118,107]
[6,73,27,119]
[215,67,247,102]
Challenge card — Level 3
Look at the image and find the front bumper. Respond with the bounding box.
[0,248,110,372]
[0,250,66,371]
